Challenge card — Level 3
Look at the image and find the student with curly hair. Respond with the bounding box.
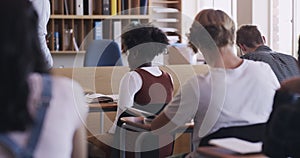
[88,23,173,157]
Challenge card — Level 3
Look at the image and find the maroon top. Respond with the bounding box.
[133,68,173,114]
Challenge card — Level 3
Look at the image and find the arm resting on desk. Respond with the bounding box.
[151,112,178,134]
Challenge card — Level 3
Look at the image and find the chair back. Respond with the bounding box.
[84,39,123,66]
[119,118,175,158]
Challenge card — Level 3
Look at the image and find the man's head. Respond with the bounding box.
[236,25,265,54]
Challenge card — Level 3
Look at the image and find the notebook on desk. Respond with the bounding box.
[85,93,118,103]
[208,137,262,154]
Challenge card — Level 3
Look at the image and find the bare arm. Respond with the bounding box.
[71,126,87,158]
[280,77,300,94]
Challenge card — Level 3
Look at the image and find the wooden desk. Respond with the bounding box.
[88,102,117,133]
[197,147,267,158]
[120,116,195,152]
[88,102,117,112]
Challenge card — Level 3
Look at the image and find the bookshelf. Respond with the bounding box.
[150,0,182,44]
[48,0,151,54]
[47,0,183,67]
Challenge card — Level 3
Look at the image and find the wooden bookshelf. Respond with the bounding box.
[48,0,151,54]
[149,0,182,44]
[47,0,183,68]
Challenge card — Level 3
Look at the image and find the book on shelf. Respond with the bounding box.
[140,0,148,15]
[121,0,129,14]
[84,0,93,15]
[94,21,103,40]
[117,0,122,14]
[113,21,122,49]
[153,7,178,13]
[167,35,180,44]
[64,0,69,15]
[111,0,117,15]
[159,27,178,33]
[103,20,113,39]
[76,0,84,15]
[154,18,178,22]
[102,0,110,15]
[72,36,79,51]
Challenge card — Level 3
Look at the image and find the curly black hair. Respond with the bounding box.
[122,23,169,69]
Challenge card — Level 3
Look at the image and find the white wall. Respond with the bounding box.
[236,0,271,45]
[181,0,199,43]
[252,0,271,46]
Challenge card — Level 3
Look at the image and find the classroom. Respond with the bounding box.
[0,0,300,158]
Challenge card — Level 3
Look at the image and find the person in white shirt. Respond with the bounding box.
[151,9,280,157]
[30,0,53,68]
[88,23,173,157]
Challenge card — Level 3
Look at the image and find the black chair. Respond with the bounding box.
[84,39,123,66]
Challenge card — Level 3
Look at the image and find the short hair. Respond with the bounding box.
[122,23,169,56]
[121,23,169,69]
[189,9,236,51]
[236,25,264,48]
[0,0,49,132]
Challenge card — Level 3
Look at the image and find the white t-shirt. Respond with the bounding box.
[0,73,88,157]
[30,0,53,68]
[162,60,280,151]
[109,67,164,134]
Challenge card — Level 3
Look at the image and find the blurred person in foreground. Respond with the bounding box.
[0,0,88,157]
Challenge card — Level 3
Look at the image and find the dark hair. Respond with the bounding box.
[189,9,235,52]
[122,23,169,69]
[0,0,49,132]
[236,25,264,48]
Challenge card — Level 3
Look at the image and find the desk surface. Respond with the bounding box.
[197,147,267,158]
[88,102,117,112]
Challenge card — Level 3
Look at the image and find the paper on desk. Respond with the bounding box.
[85,93,118,103]
[208,137,262,154]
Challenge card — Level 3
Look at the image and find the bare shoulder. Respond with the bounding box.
[280,77,300,94]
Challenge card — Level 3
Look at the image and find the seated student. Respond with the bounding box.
[236,25,300,83]
[263,37,300,157]
[88,23,173,157]
[150,9,280,157]
[0,0,88,157]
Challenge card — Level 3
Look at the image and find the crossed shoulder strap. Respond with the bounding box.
[0,74,52,158]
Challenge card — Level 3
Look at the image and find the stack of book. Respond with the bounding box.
[68,0,149,15]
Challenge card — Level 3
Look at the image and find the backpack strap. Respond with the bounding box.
[0,74,52,158]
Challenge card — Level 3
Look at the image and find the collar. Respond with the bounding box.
[254,45,273,52]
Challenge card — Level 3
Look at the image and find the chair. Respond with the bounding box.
[84,39,123,66]
[118,117,175,158]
